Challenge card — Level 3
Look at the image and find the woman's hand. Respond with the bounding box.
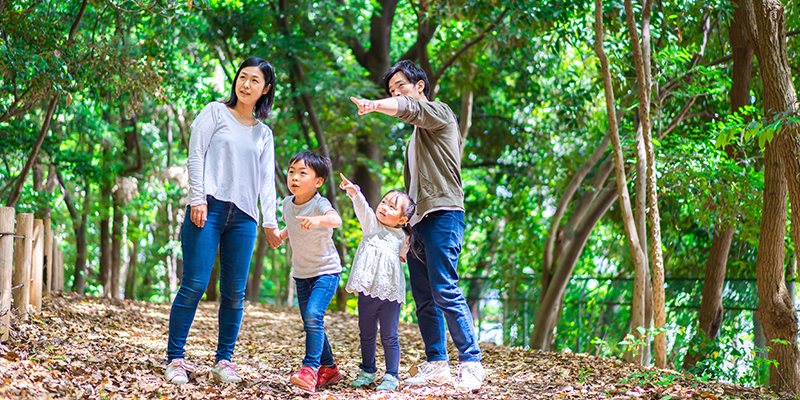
[339,173,360,197]
[264,227,283,249]
[190,204,208,228]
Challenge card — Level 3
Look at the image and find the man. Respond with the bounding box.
[350,60,484,391]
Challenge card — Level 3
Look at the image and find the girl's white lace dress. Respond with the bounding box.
[344,191,409,304]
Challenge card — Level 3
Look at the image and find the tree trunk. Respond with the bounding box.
[747,0,800,392]
[353,139,383,206]
[754,135,800,393]
[682,226,733,369]
[270,248,282,305]
[124,232,138,300]
[624,0,666,368]
[592,0,649,363]
[684,3,753,369]
[530,183,618,349]
[59,176,91,295]
[73,213,88,295]
[247,228,268,303]
[466,261,488,321]
[626,121,648,363]
[110,187,123,299]
[531,150,620,349]
[285,239,294,306]
[459,90,474,144]
[99,182,112,297]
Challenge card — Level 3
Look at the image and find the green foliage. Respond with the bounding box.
[2,0,797,388]
[618,369,682,387]
[714,105,800,150]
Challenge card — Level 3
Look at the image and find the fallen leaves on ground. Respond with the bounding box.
[0,293,783,399]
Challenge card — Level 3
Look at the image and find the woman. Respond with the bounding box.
[165,57,283,385]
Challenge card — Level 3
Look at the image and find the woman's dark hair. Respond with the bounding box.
[382,60,430,99]
[288,151,332,183]
[224,57,276,120]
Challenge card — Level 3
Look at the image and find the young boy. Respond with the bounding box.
[350,60,485,391]
[279,151,344,392]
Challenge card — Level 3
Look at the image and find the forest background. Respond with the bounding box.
[2,0,800,394]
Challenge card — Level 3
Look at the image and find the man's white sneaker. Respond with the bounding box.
[212,360,243,384]
[165,359,195,385]
[456,361,485,391]
[403,360,452,386]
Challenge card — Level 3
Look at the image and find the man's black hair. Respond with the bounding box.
[382,60,430,99]
[288,151,332,183]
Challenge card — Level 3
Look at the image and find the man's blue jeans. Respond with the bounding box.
[167,196,257,363]
[295,273,340,369]
[408,210,481,363]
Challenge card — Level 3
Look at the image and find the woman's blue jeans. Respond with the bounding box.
[407,210,482,363]
[167,196,257,363]
[295,273,340,369]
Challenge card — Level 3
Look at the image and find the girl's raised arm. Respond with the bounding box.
[340,174,379,235]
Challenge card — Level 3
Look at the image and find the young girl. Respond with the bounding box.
[339,174,415,391]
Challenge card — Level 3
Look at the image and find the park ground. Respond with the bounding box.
[0,293,784,400]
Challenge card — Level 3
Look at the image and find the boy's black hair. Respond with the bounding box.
[224,57,276,120]
[382,60,431,100]
[288,151,332,183]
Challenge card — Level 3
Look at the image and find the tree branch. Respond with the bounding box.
[657,16,722,101]
[399,15,438,62]
[433,8,510,84]
[658,95,702,139]
[55,169,79,223]
[68,0,89,41]
[6,95,59,207]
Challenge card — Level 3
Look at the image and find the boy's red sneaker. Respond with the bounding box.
[317,364,343,387]
[290,366,317,392]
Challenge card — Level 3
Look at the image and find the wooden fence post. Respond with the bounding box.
[13,213,33,321]
[44,217,52,296]
[56,242,63,292]
[30,219,43,312]
[57,244,63,292]
[0,207,15,342]
[52,240,60,293]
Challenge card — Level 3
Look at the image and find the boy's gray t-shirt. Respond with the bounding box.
[282,193,342,279]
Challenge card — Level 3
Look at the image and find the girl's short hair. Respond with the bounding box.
[382,60,430,99]
[383,190,416,221]
[288,151,332,183]
[224,57,276,120]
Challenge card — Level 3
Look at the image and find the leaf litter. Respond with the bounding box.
[0,293,783,399]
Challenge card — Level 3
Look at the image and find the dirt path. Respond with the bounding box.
[0,293,778,399]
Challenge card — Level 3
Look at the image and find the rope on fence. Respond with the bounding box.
[10,283,24,291]
[0,232,23,238]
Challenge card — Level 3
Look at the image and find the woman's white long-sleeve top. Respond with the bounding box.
[186,102,278,229]
[345,191,409,304]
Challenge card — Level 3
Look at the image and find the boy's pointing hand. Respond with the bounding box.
[295,216,321,230]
